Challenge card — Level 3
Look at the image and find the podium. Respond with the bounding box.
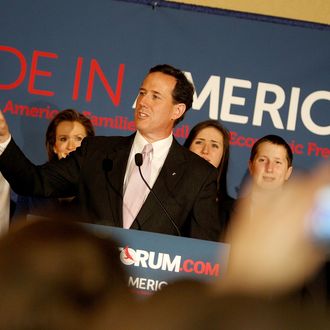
[85,224,230,295]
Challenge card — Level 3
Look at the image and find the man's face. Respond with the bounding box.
[249,142,293,191]
[134,72,185,142]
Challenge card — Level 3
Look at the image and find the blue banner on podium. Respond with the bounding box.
[85,224,230,295]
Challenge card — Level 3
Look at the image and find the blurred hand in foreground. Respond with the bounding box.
[217,162,330,297]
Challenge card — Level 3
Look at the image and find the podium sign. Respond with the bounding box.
[85,224,230,295]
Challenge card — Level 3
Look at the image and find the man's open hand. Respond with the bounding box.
[0,111,10,143]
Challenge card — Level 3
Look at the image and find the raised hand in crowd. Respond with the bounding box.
[0,111,10,143]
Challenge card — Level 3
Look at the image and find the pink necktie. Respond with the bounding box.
[123,144,153,229]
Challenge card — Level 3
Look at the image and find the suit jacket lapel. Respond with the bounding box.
[134,138,187,227]
[105,134,134,227]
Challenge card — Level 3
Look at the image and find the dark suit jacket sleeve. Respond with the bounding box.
[0,138,81,198]
[188,165,222,242]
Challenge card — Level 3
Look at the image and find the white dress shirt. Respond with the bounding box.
[123,131,173,193]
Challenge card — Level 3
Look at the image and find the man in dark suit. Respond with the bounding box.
[0,64,221,241]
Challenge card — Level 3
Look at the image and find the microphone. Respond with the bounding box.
[134,153,181,236]
[135,153,143,167]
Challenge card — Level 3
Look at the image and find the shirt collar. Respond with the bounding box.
[134,131,173,158]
